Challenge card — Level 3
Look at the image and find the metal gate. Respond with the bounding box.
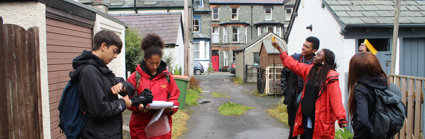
[245,64,259,83]
[257,68,265,94]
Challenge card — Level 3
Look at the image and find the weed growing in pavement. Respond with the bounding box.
[231,77,244,84]
[172,109,190,139]
[266,97,289,127]
[186,87,202,106]
[211,92,230,98]
[218,102,255,116]
[188,77,200,89]
[335,127,354,139]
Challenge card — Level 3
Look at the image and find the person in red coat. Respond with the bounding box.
[272,41,347,139]
[127,34,180,139]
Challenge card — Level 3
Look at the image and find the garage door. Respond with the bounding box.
[46,18,92,138]
[401,38,425,77]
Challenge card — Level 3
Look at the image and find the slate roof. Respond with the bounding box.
[210,0,284,4]
[263,39,286,54]
[325,0,425,26]
[80,0,184,8]
[235,32,271,52]
[112,12,182,44]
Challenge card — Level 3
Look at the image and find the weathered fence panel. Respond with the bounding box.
[0,17,43,139]
[390,75,425,139]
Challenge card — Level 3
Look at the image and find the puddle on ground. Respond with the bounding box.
[199,100,211,104]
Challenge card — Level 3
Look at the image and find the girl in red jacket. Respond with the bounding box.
[272,42,347,139]
[127,34,180,139]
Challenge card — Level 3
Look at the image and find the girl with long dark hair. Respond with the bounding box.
[347,52,388,138]
[272,43,347,139]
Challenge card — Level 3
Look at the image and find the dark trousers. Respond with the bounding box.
[287,106,298,139]
[302,115,315,139]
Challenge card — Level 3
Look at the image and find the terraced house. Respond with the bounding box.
[208,0,287,71]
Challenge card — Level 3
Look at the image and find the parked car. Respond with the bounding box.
[230,61,236,75]
[194,61,204,75]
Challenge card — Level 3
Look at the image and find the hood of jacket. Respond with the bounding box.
[357,75,388,90]
[69,50,112,81]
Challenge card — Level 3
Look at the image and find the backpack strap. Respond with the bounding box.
[133,71,142,97]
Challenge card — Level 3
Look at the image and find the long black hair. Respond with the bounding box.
[306,49,336,89]
[302,49,337,116]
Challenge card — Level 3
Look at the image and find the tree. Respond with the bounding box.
[125,28,143,73]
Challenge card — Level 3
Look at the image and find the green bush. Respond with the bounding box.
[335,127,354,139]
[208,67,214,73]
[125,28,143,73]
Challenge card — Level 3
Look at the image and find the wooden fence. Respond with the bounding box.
[390,74,425,139]
[0,17,43,138]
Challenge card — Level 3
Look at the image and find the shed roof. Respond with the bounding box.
[112,12,182,44]
[210,0,284,4]
[262,40,286,54]
[80,0,184,9]
[325,0,425,27]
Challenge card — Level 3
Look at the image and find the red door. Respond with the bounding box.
[212,55,219,71]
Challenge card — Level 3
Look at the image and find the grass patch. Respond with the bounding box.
[185,87,202,106]
[232,77,244,84]
[266,103,289,127]
[211,92,230,98]
[172,110,190,139]
[218,102,255,116]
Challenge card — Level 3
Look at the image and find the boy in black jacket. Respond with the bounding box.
[281,36,319,139]
[70,30,151,138]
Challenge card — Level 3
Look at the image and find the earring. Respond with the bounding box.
[322,62,325,65]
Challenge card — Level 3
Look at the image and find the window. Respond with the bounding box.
[253,52,260,65]
[223,51,228,66]
[204,42,209,59]
[231,8,238,20]
[265,7,272,20]
[285,8,293,21]
[194,0,202,7]
[192,19,200,32]
[223,27,228,43]
[212,8,219,20]
[193,42,200,59]
[267,26,274,33]
[212,27,219,43]
[232,26,239,42]
[257,27,262,36]
[245,27,248,43]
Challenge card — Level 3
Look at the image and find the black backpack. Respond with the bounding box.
[58,80,87,139]
[370,83,406,138]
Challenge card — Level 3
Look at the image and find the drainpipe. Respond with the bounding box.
[134,0,138,13]
[251,3,253,40]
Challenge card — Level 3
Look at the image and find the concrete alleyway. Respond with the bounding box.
[181,72,289,139]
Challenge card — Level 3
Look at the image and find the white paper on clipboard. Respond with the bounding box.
[144,101,178,138]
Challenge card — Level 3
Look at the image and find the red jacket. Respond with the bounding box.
[127,64,180,139]
[279,52,346,139]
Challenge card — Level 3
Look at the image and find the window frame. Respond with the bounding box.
[192,19,200,32]
[193,42,200,59]
[231,8,239,20]
[265,7,272,20]
[232,26,239,43]
[212,27,220,43]
[194,0,203,7]
[285,8,293,21]
[212,8,219,20]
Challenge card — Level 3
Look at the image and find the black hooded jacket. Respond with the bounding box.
[70,50,135,139]
[352,75,388,139]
